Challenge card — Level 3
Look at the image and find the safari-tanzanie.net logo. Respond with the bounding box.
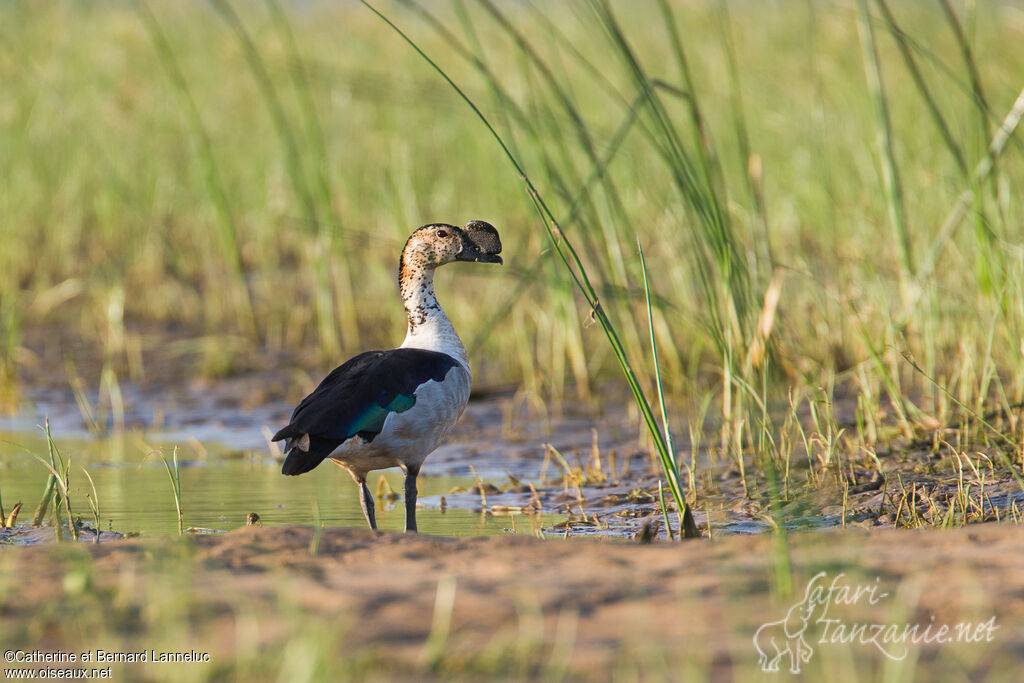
[754,571,998,673]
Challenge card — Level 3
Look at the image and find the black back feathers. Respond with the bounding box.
[273,348,460,475]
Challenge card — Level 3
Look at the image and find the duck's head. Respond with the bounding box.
[401,221,503,273]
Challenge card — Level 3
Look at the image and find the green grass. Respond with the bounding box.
[1,1,1024,531]
[30,419,79,541]
[156,445,184,535]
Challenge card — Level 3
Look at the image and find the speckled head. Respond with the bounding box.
[400,221,503,284]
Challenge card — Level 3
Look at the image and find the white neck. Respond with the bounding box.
[399,265,470,371]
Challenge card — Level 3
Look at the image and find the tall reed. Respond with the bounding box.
[209,0,342,358]
[856,0,913,282]
[362,0,703,536]
[137,0,258,338]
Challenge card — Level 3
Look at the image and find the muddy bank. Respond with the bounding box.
[2,524,1021,680]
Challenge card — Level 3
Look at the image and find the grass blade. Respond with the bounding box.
[856,0,914,279]
[158,445,184,535]
[209,0,340,358]
[137,0,258,338]
[360,0,700,536]
[80,466,101,544]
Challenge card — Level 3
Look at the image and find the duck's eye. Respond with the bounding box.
[436,229,449,238]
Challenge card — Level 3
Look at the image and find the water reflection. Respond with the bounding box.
[0,430,556,539]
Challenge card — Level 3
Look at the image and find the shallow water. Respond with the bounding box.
[0,382,835,543]
[12,376,1008,544]
[0,384,563,541]
[6,369,693,544]
[0,440,555,541]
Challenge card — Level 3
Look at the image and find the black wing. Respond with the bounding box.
[273,348,460,475]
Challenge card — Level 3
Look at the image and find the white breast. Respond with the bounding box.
[329,364,471,478]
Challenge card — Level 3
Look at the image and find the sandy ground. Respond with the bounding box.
[3,523,1022,681]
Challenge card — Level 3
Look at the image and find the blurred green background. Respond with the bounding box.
[1,0,1023,417]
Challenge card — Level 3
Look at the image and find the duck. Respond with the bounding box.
[273,220,503,533]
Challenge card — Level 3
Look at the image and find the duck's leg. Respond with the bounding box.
[358,478,377,530]
[404,464,420,533]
